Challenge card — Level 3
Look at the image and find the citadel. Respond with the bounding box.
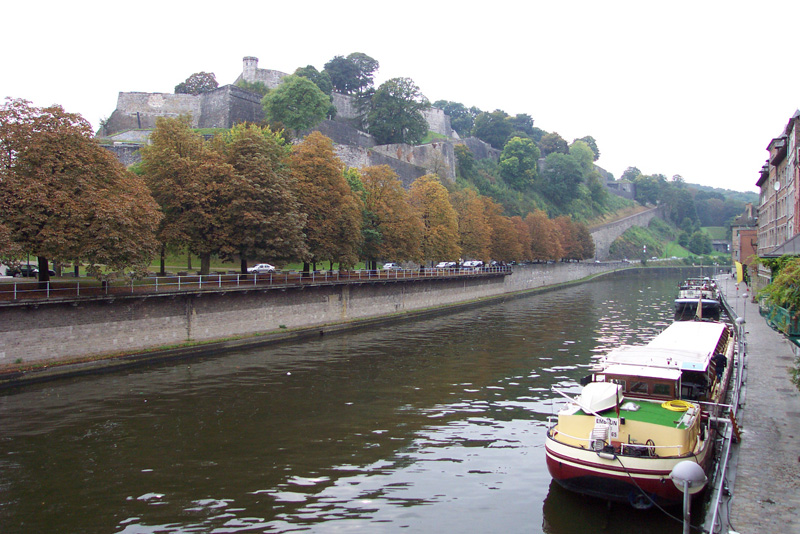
[99,56,501,187]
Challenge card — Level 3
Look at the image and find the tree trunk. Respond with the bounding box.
[159,244,166,276]
[240,258,248,274]
[303,262,310,275]
[200,253,211,275]
[37,256,50,288]
[187,250,192,271]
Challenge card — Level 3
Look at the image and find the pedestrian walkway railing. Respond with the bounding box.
[0,266,511,304]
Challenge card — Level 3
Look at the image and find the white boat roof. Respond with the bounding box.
[600,321,726,372]
[600,364,683,381]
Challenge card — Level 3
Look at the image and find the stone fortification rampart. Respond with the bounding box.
[589,206,662,260]
[0,263,628,374]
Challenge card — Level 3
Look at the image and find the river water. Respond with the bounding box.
[0,270,705,533]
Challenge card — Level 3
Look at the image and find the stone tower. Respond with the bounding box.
[242,56,259,83]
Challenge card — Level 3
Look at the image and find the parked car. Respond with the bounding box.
[461,260,484,270]
[435,261,456,269]
[8,264,54,277]
[382,262,401,270]
[247,263,276,274]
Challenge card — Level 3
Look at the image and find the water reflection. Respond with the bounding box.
[0,271,692,533]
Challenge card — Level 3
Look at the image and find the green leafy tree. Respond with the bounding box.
[569,140,595,174]
[687,230,712,255]
[455,144,477,179]
[538,152,583,205]
[262,75,330,136]
[175,72,219,95]
[508,113,535,136]
[621,166,642,181]
[294,65,333,95]
[472,109,513,149]
[499,136,540,190]
[324,53,379,95]
[368,77,430,145]
[538,132,569,157]
[0,98,161,282]
[575,135,600,161]
[433,100,481,138]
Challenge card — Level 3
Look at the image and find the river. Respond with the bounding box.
[0,270,706,533]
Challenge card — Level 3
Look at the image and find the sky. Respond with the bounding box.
[4,1,799,194]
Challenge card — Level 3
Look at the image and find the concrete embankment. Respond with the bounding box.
[717,276,800,533]
[0,263,713,387]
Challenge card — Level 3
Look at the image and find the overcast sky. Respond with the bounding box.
[4,1,798,193]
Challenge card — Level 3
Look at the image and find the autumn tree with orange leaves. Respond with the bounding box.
[359,165,422,269]
[450,188,491,261]
[0,98,161,282]
[526,209,563,261]
[291,132,362,271]
[409,174,460,264]
[212,123,307,273]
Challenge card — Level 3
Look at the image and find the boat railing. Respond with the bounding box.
[551,429,684,456]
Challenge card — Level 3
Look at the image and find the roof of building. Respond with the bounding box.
[761,233,800,258]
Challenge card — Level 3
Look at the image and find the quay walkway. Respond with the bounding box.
[717,275,800,533]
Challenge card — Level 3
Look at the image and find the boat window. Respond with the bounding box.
[653,383,671,396]
[630,381,648,394]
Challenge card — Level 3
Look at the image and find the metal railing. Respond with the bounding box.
[0,266,511,304]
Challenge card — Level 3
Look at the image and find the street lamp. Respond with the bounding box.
[670,461,707,534]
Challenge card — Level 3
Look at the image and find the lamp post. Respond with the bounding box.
[670,461,707,534]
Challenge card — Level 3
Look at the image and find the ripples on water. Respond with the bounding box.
[0,271,695,533]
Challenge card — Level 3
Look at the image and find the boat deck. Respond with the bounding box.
[575,398,691,429]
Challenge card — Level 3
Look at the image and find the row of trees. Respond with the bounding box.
[0,98,594,282]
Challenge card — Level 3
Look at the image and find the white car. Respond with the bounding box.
[247,263,276,274]
[382,262,401,270]
[435,261,456,269]
[461,260,484,270]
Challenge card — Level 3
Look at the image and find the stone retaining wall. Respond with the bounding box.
[0,263,625,368]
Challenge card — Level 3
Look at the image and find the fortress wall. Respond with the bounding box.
[371,141,456,181]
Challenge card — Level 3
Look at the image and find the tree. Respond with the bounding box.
[140,116,236,275]
[538,132,569,157]
[620,166,642,181]
[367,77,430,145]
[291,132,363,270]
[294,65,333,95]
[538,152,583,205]
[175,72,219,95]
[211,123,308,272]
[500,136,540,190]
[687,230,712,255]
[511,215,533,262]
[450,188,491,260]
[575,136,600,161]
[0,98,161,282]
[526,210,563,261]
[262,75,330,136]
[433,100,481,138]
[409,175,461,263]
[324,52,379,95]
[472,109,513,149]
[455,144,477,180]
[554,216,580,260]
[508,113,535,136]
[359,165,423,267]
[482,197,523,262]
[568,140,595,174]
